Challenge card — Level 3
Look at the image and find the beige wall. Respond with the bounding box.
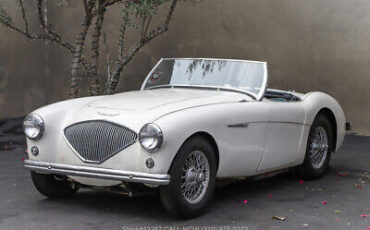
[0,0,369,135]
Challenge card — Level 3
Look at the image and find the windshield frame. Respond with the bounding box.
[140,58,268,101]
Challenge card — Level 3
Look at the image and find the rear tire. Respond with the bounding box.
[31,171,79,199]
[298,115,333,179]
[160,136,217,219]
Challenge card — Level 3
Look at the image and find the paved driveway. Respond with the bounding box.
[0,135,369,230]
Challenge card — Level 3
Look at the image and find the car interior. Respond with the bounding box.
[264,89,301,102]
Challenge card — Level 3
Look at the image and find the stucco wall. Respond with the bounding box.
[0,0,369,135]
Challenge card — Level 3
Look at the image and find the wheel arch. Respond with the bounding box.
[167,131,220,174]
[316,107,338,151]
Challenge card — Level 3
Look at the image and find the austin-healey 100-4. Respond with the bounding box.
[23,58,349,218]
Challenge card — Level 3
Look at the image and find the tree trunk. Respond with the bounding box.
[69,18,92,98]
[106,6,129,95]
[89,9,105,96]
[106,0,178,95]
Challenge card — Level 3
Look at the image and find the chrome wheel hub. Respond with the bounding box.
[309,126,329,169]
[181,150,210,204]
[197,172,205,182]
[186,168,197,181]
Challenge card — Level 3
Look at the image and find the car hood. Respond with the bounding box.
[89,88,246,112]
[35,88,249,133]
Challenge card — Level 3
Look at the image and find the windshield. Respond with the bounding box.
[142,58,267,100]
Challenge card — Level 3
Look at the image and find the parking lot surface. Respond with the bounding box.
[0,135,369,230]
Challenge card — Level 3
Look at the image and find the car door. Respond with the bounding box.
[216,101,271,177]
[257,101,306,172]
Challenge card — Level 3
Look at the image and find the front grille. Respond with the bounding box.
[64,120,137,164]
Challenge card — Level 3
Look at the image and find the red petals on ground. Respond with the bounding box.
[234,200,249,207]
[355,184,362,190]
[321,201,328,204]
[361,214,370,217]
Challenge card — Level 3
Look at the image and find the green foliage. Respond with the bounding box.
[130,0,170,18]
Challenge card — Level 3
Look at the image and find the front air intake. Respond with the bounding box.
[64,120,137,164]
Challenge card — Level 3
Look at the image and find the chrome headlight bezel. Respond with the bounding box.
[139,123,163,153]
[23,114,45,140]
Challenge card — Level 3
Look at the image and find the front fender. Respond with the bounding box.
[151,102,270,177]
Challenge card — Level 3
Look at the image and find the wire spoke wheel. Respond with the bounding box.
[181,150,210,204]
[160,137,216,218]
[309,126,329,169]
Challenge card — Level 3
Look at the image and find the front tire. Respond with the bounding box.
[31,171,79,199]
[160,136,217,219]
[298,115,333,179]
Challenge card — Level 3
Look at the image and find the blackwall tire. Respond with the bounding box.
[298,115,333,179]
[159,136,217,219]
[31,171,79,199]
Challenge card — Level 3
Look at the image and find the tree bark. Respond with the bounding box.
[18,0,29,34]
[106,4,130,94]
[1,0,180,97]
[89,3,105,96]
[69,18,92,98]
[69,0,97,98]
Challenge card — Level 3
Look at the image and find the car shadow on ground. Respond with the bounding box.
[35,160,368,223]
[1,135,368,229]
[36,170,329,220]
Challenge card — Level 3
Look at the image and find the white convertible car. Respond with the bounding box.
[24,58,349,218]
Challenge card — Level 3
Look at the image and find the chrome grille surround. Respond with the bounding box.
[64,120,138,164]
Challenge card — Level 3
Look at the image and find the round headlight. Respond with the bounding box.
[139,123,163,152]
[23,114,44,140]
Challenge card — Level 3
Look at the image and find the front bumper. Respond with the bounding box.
[24,160,170,185]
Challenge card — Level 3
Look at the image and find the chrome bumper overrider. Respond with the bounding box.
[24,160,170,185]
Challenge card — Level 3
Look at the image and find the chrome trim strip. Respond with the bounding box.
[161,58,266,64]
[24,160,170,185]
[257,62,268,101]
[227,123,249,128]
[264,121,311,126]
[227,121,310,127]
[141,58,164,91]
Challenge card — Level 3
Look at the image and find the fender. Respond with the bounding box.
[303,92,346,152]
